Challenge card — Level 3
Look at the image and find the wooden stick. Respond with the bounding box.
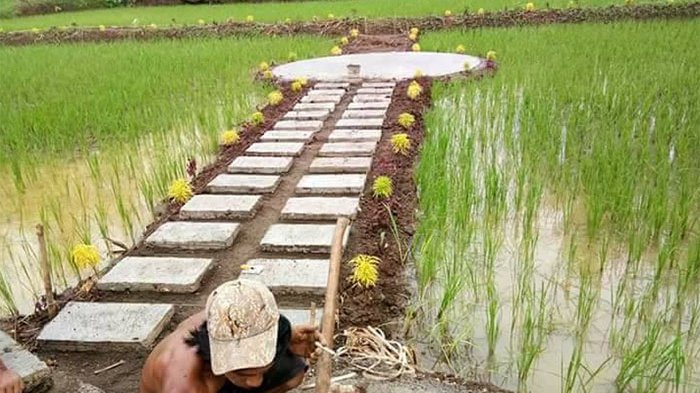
[315,217,350,393]
[302,372,357,390]
[36,224,57,318]
[93,359,125,375]
[309,302,317,326]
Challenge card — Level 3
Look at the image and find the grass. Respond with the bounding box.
[414,19,700,391]
[0,34,330,314]
[0,0,677,31]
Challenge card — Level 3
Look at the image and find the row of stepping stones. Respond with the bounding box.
[35,80,396,354]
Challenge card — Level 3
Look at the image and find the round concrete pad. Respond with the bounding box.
[273,51,482,81]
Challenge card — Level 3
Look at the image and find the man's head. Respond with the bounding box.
[206,279,280,388]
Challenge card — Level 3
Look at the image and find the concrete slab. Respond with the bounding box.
[309,157,373,173]
[319,142,377,157]
[296,174,367,194]
[353,94,392,103]
[98,256,213,293]
[283,110,329,121]
[300,95,342,104]
[315,82,350,89]
[260,130,315,142]
[348,101,391,110]
[260,224,350,253]
[0,331,51,391]
[180,195,262,220]
[356,88,394,95]
[273,52,482,80]
[363,82,396,88]
[207,174,281,194]
[244,142,305,157]
[281,197,360,220]
[228,156,294,174]
[335,118,384,129]
[307,89,346,97]
[273,120,324,131]
[145,222,240,250]
[37,302,174,351]
[241,259,329,296]
[342,109,386,119]
[293,102,336,111]
[281,308,323,327]
[328,129,382,142]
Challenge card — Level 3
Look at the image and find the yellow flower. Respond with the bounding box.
[98,24,106,31]
[410,27,419,35]
[288,52,298,61]
[397,112,415,129]
[0,27,4,33]
[372,176,394,199]
[331,46,343,55]
[624,0,634,5]
[444,10,453,17]
[259,61,270,72]
[251,111,265,126]
[284,17,292,23]
[456,44,466,54]
[31,27,41,33]
[262,70,274,80]
[348,255,380,288]
[220,129,240,146]
[291,81,303,92]
[295,77,308,86]
[197,19,205,25]
[246,15,254,22]
[268,90,284,105]
[168,178,193,204]
[340,36,349,46]
[350,28,359,38]
[525,2,535,11]
[407,81,422,100]
[71,244,100,269]
[149,23,157,29]
[408,32,418,41]
[391,133,411,155]
[486,50,497,61]
[477,7,485,15]
[412,43,421,52]
[414,69,424,78]
[327,13,335,19]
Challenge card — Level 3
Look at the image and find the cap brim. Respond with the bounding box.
[210,322,278,376]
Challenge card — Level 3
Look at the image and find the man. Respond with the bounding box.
[0,358,24,393]
[140,279,323,393]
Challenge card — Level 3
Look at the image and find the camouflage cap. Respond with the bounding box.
[205,279,280,375]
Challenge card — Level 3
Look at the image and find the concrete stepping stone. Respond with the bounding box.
[301,95,342,104]
[348,101,391,110]
[273,120,324,131]
[207,174,281,194]
[328,129,382,142]
[353,95,392,103]
[342,109,386,119]
[1,331,51,391]
[294,102,336,111]
[315,82,350,89]
[228,156,294,174]
[362,82,396,88]
[145,222,240,250]
[283,110,330,121]
[260,224,350,253]
[180,195,262,220]
[336,118,384,129]
[245,142,305,157]
[356,88,394,95]
[281,308,323,326]
[241,259,329,296]
[98,256,213,293]
[319,142,377,157]
[307,89,346,96]
[296,174,367,194]
[281,197,360,220]
[309,157,373,173]
[260,130,315,142]
[37,302,173,351]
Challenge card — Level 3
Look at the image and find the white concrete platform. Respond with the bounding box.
[244,142,305,157]
[260,130,315,142]
[145,222,240,250]
[315,82,350,89]
[335,118,384,129]
[273,120,324,131]
[98,257,213,293]
[363,82,396,88]
[281,308,323,327]
[319,142,377,157]
[208,174,280,194]
[273,52,482,80]
[1,331,51,391]
[241,259,329,296]
[179,195,262,220]
[260,224,350,253]
[300,95,343,104]
[353,95,392,103]
[37,302,174,351]
[342,109,386,119]
[228,156,294,174]
[356,88,394,95]
[348,101,391,110]
[293,102,336,111]
[307,89,345,97]
[281,197,360,220]
[283,110,330,121]
[328,129,382,142]
[296,174,367,194]
[309,157,373,173]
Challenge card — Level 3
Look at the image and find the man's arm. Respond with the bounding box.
[288,325,324,359]
[0,358,24,393]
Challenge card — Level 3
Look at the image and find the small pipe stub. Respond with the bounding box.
[347,64,361,76]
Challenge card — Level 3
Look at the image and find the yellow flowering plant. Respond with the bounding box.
[410,27,419,35]
[262,70,274,80]
[251,111,265,126]
[168,178,193,204]
[220,129,240,146]
[246,15,254,22]
[456,44,466,54]
[486,50,497,61]
[397,113,415,129]
[291,81,303,92]
[444,10,453,17]
[331,46,343,55]
[350,28,359,38]
[259,61,270,72]
[340,36,349,46]
[408,33,418,41]
[268,90,284,106]
[348,255,380,288]
[412,43,421,52]
[71,244,100,269]
[477,8,485,15]
[391,133,412,155]
[372,176,393,199]
[197,19,205,25]
[407,81,422,100]
[525,2,535,11]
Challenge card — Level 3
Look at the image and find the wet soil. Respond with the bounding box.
[343,34,413,54]
[1,3,697,47]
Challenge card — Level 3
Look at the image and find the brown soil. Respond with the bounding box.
[1,3,697,47]
[344,34,413,54]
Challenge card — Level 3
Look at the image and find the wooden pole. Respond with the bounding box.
[36,224,57,318]
[315,217,350,393]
